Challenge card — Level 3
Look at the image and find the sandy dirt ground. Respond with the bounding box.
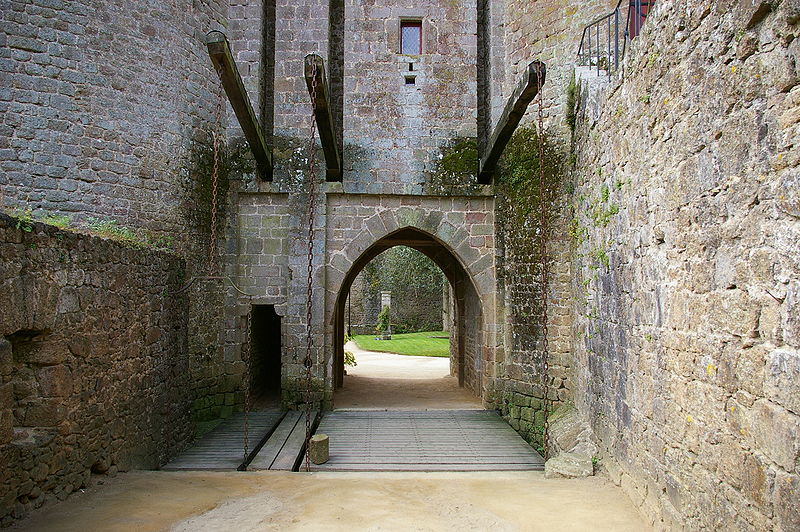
[10,345,648,531]
[333,342,482,410]
[11,470,648,532]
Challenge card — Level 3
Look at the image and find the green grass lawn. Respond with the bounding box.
[351,331,450,357]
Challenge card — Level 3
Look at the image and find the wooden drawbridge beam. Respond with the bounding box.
[478,60,546,184]
[207,31,273,181]
[304,54,343,181]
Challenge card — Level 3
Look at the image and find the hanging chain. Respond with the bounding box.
[209,65,225,275]
[302,59,320,472]
[242,297,253,466]
[536,67,551,461]
[209,68,253,467]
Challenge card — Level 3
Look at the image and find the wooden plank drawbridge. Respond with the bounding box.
[163,409,543,472]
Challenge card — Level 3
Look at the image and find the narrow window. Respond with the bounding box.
[400,20,422,55]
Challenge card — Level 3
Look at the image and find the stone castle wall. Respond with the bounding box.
[0,0,240,422]
[571,2,799,529]
[226,0,494,406]
[1,0,228,238]
[342,0,478,193]
[0,214,191,525]
[500,0,616,132]
[491,0,615,449]
[323,194,496,398]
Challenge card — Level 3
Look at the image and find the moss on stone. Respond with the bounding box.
[184,136,255,235]
[441,138,478,175]
[495,126,568,450]
[425,137,482,195]
[566,71,578,134]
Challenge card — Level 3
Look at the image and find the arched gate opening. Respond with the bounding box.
[331,227,485,405]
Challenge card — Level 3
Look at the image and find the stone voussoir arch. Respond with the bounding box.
[324,195,497,398]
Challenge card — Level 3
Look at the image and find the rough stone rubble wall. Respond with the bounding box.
[0,215,190,525]
[0,0,240,423]
[572,2,800,530]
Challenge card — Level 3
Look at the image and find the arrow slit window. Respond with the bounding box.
[400,20,422,55]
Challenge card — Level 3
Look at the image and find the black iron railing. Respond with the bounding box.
[577,0,655,74]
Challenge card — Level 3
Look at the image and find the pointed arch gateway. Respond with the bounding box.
[330,227,486,403]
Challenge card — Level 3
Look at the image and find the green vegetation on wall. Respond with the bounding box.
[566,72,578,134]
[495,126,567,448]
[496,126,564,228]
[376,246,446,333]
[425,137,482,195]
[4,207,174,251]
[184,137,255,235]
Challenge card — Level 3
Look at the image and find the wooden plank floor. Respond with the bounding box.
[311,410,544,472]
[162,410,284,471]
[250,410,320,471]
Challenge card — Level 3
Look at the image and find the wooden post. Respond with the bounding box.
[206,31,273,181]
[309,433,329,464]
[304,54,343,182]
[478,61,546,184]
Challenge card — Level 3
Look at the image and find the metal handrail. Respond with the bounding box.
[577,0,654,75]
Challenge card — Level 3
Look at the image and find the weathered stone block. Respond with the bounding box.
[309,433,329,464]
[36,366,72,398]
[731,398,800,473]
[544,452,594,479]
[774,471,800,531]
[784,281,800,347]
[0,338,12,374]
[0,410,13,445]
[765,348,800,413]
[22,399,66,427]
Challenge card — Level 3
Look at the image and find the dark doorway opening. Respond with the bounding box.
[250,305,282,406]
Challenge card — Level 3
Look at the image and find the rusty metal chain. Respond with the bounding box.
[302,58,320,472]
[209,64,225,276]
[536,68,551,461]
[242,297,253,466]
[209,70,253,468]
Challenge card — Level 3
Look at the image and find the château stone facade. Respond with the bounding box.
[0,0,798,529]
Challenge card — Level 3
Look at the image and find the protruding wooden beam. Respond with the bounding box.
[206,30,273,181]
[478,61,546,184]
[304,54,342,182]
